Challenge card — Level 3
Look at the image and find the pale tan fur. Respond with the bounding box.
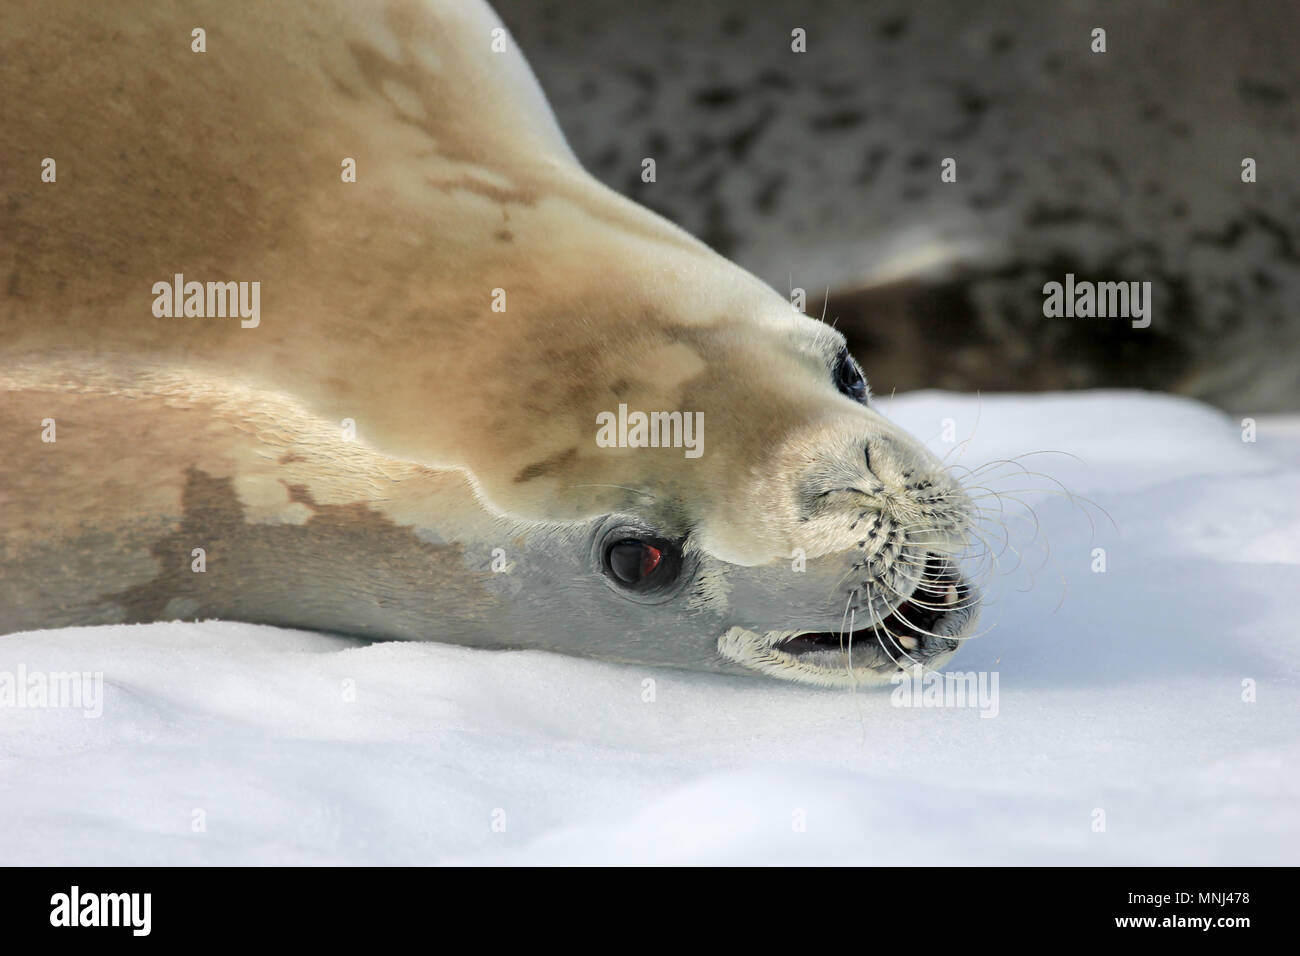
[2,1,977,682]
[2,0,898,565]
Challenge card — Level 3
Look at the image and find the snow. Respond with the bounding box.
[2,391,1297,865]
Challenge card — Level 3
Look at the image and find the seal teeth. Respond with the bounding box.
[944,585,959,605]
[897,634,919,651]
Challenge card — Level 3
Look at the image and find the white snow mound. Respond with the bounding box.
[2,391,1297,865]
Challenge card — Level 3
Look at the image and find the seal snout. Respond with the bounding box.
[712,417,984,686]
[715,550,981,688]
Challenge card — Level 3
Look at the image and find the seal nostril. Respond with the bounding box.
[864,442,873,475]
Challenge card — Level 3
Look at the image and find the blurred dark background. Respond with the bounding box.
[495,0,1300,412]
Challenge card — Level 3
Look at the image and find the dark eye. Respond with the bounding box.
[833,348,868,403]
[605,538,677,589]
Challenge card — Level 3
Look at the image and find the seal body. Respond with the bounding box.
[2,0,981,686]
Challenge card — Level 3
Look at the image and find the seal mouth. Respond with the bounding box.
[717,553,980,687]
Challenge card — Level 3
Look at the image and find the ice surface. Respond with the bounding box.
[2,391,1296,865]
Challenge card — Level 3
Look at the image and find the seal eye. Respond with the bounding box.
[606,538,671,588]
[833,348,868,403]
